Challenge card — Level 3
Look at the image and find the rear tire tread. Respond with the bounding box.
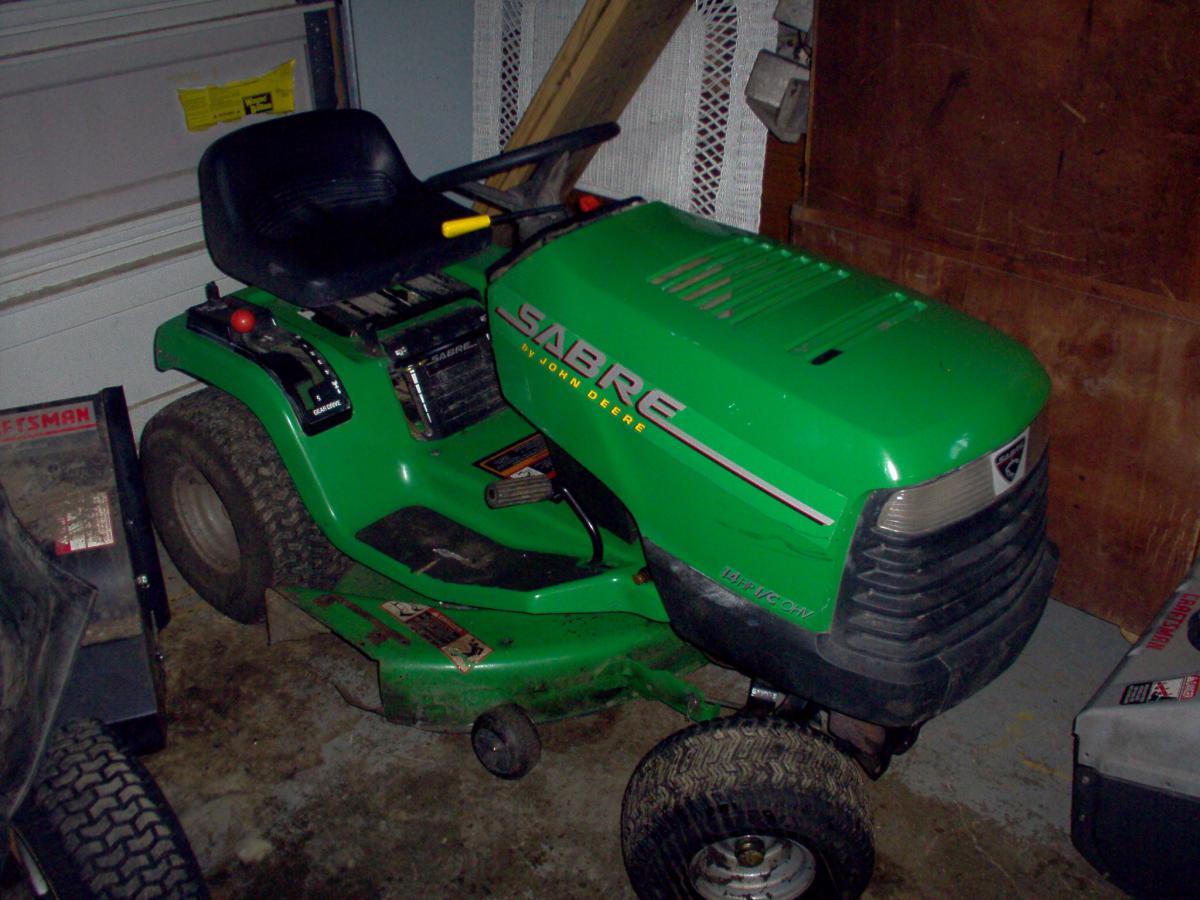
[13,719,207,899]
[142,387,348,622]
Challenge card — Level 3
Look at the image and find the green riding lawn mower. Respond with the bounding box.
[142,109,1057,898]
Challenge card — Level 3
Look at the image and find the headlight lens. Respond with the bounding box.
[877,411,1048,535]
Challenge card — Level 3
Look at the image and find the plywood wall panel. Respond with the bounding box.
[806,0,1200,304]
[759,134,805,242]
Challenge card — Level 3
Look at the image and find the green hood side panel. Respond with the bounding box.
[488,202,1050,628]
[154,293,659,620]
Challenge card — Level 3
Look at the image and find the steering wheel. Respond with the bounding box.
[424,122,619,214]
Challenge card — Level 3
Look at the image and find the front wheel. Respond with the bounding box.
[10,718,207,899]
[621,716,874,899]
[471,703,541,780]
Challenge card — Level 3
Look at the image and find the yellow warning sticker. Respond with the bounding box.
[177,60,296,132]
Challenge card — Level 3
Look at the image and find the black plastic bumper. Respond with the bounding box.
[648,453,1057,728]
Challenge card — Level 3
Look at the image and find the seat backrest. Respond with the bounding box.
[197,109,486,308]
[199,108,416,273]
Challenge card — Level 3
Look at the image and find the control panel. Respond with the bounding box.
[187,291,352,435]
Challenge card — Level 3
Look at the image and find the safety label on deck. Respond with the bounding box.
[475,432,554,479]
[1119,673,1200,705]
[55,491,116,555]
[381,601,492,673]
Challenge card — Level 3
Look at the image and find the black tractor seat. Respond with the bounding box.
[198,109,490,309]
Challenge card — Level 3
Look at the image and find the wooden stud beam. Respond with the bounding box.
[488,0,691,193]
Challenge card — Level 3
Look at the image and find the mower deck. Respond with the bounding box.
[280,564,718,731]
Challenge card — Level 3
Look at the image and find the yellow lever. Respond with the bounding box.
[441,214,493,238]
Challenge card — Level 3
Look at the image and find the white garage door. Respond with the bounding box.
[0,0,341,432]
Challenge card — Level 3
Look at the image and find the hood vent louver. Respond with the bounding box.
[650,238,927,362]
[789,292,927,364]
[651,238,848,325]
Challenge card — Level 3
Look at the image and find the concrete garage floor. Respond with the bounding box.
[134,560,1129,899]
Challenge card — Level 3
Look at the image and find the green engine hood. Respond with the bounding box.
[491,202,1048,508]
[487,202,1049,625]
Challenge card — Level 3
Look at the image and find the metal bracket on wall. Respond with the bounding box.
[745,0,814,142]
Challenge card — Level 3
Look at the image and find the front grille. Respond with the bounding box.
[836,450,1052,663]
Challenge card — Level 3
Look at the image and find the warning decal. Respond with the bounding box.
[177,60,296,131]
[55,492,116,555]
[381,601,492,673]
[475,432,554,479]
[1119,673,1200,705]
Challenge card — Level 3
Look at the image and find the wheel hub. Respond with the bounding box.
[689,834,817,899]
[171,462,240,573]
[735,837,766,867]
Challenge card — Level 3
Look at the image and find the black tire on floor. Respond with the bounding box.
[471,703,542,780]
[621,716,874,899]
[141,387,348,623]
[11,718,208,900]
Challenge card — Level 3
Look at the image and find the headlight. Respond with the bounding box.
[876,411,1048,535]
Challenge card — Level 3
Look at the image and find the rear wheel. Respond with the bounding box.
[11,718,207,899]
[141,387,347,623]
[621,716,874,899]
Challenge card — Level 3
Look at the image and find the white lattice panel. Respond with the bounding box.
[473,0,775,231]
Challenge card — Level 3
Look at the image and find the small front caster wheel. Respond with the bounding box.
[471,703,541,779]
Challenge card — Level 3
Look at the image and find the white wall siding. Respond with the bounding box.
[0,0,317,432]
[0,246,241,433]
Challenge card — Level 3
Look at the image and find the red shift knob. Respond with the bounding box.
[230,308,256,334]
